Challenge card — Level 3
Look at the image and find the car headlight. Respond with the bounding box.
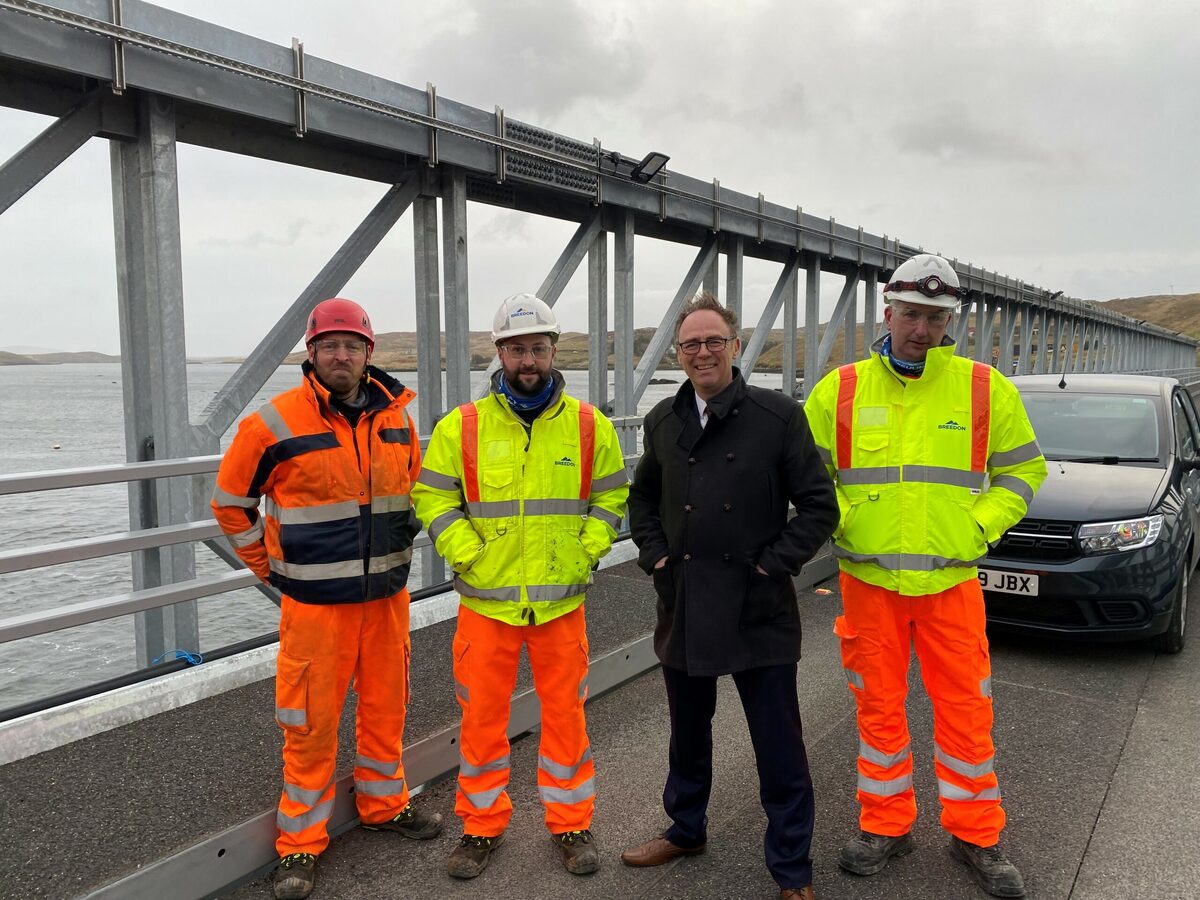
[1078,514,1164,554]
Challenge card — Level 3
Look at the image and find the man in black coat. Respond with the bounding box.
[622,292,839,900]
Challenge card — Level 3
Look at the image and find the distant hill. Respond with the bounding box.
[0,350,121,365]
[0,350,41,366]
[1097,293,1200,339]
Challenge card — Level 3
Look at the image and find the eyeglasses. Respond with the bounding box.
[499,343,553,359]
[893,306,953,326]
[677,336,736,355]
[884,274,966,300]
[313,338,368,356]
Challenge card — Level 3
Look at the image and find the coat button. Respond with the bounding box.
[723,503,732,512]
[722,553,731,561]
[732,408,740,416]
[684,504,693,513]
[683,553,692,561]
[726,452,735,461]
[688,457,697,465]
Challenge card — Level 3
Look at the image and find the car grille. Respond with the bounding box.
[985,593,1087,626]
[989,518,1077,562]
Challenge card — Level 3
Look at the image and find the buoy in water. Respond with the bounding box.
[51,443,61,450]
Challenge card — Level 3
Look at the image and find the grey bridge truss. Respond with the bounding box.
[1,1,1196,669]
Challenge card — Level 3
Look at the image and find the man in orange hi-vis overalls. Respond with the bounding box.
[805,255,1046,899]
[213,298,442,900]
[412,294,629,881]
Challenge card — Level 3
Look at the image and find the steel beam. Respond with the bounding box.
[442,167,470,406]
[588,229,608,407]
[537,210,603,306]
[726,235,744,356]
[612,211,636,430]
[740,252,800,378]
[843,272,859,364]
[802,257,821,399]
[1018,307,1033,374]
[0,90,103,215]
[632,233,718,403]
[194,176,420,444]
[782,255,799,396]
[111,92,197,668]
[863,270,878,354]
[815,272,861,374]
[412,191,445,585]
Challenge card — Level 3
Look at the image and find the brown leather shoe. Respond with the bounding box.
[780,887,815,900]
[621,834,706,867]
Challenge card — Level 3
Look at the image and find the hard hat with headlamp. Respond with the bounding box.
[491,293,561,344]
[883,254,966,310]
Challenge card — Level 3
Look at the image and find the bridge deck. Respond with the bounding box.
[2,559,1198,899]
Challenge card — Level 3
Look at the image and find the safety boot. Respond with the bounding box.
[447,832,505,879]
[273,852,316,900]
[949,836,1026,897]
[837,830,914,875]
[361,803,444,839]
[553,829,600,875]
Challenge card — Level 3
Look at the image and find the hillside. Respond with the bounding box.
[0,350,42,366]
[1098,293,1200,339]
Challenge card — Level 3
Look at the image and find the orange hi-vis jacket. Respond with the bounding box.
[212,363,422,604]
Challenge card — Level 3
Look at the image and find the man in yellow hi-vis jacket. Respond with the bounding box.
[804,255,1046,899]
[411,294,629,881]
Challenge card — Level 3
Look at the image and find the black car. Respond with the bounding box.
[979,374,1199,653]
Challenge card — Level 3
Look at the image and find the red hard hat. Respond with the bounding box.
[305,297,375,346]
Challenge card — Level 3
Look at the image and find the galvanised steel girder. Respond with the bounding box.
[0,0,1191,353]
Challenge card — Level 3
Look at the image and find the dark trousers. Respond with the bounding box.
[662,662,815,889]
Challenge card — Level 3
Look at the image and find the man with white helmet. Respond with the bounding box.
[804,255,1046,898]
[212,298,442,900]
[412,293,629,880]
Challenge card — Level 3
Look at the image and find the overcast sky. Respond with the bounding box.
[1,0,1197,355]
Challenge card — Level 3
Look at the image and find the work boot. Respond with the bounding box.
[361,803,444,839]
[273,852,316,900]
[553,829,600,875]
[780,887,815,900]
[837,830,914,875]
[447,832,505,879]
[949,836,1026,897]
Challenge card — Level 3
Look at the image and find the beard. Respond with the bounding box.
[510,369,550,397]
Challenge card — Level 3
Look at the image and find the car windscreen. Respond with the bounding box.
[1020,392,1162,463]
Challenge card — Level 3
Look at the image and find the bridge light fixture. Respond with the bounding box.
[630,151,669,183]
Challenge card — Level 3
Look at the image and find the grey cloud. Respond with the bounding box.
[200,218,317,250]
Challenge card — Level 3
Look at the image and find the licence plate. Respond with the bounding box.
[978,568,1039,596]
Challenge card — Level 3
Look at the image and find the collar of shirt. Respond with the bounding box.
[694,393,708,427]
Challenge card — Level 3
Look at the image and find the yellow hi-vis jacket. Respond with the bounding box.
[411,375,630,626]
[804,337,1047,597]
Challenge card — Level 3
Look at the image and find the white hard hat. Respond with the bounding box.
[491,293,561,343]
[883,254,966,310]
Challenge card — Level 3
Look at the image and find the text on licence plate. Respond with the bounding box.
[978,568,1039,596]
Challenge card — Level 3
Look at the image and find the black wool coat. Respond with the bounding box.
[628,372,839,676]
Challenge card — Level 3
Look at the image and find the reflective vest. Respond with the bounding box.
[804,339,1046,596]
[212,365,422,604]
[412,379,630,626]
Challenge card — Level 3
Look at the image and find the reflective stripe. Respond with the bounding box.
[355,776,406,797]
[859,739,911,769]
[838,466,900,485]
[980,676,993,698]
[538,747,593,781]
[538,777,595,806]
[816,444,833,467]
[858,773,914,796]
[578,401,595,500]
[590,469,629,494]
[578,675,589,700]
[461,785,506,809]
[368,548,414,573]
[466,500,520,518]
[991,474,1034,505]
[270,558,361,581]
[277,798,333,833]
[525,499,588,516]
[228,521,264,548]
[416,468,461,493]
[989,439,1042,468]
[832,547,988,570]
[271,499,360,525]
[836,364,858,468]
[938,778,1001,802]
[459,403,481,503]
[378,427,411,444]
[528,583,589,602]
[454,578,521,601]
[935,746,995,780]
[904,465,987,489]
[844,667,864,690]
[276,707,306,727]
[259,401,295,442]
[356,754,400,777]
[459,752,510,778]
[588,506,622,530]
[971,362,991,471]
[212,485,258,509]
[284,780,330,807]
[454,678,469,703]
[429,509,467,543]
[371,494,412,513]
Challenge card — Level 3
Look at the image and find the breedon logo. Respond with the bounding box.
[938,419,967,431]
[554,456,576,467]
[511,308,534,318]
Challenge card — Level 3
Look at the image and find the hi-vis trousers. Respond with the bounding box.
[835,572,1006,847]
[274,592,412,856]
[452,604,595,837]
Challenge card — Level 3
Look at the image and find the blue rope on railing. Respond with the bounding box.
[152,649,204,666]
